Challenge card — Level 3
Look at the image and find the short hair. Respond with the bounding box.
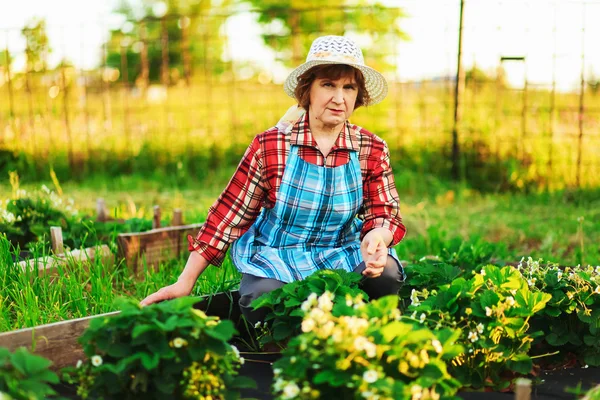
[293,64,370,110]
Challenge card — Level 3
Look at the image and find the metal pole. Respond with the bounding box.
[576,3,586,188]
[451,0,465,180]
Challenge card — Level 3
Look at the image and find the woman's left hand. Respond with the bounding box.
[360,229,392,278]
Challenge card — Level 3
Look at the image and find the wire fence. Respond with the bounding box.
[1,0,599,189]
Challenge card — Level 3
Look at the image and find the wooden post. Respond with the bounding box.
[514,378,531,400]
[172,209,183,226]
[96,198,108,222]
[50,226,64,255]
[153,205,161,229]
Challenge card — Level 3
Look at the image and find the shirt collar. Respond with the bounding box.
[290,111,359,152]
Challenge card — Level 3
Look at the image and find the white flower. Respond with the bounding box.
[468,331,478,342]
[317,292,334,312]
[527,278,537,286]
[91,355,103,367]
[594,286,600,295]
[480,268,486,276]
[431,339,443,354]
[231,345,240,358]
[477,323,484,334]
[419,313,426,323]
[290,356,297,363]
[282,382,300,399]
[411,311,417,319]
[557,271,563,281]
[172,337,186,348]
[76,360,83,369]
[239,357,245,365]
[595,266,600,275]
[411,385,423,400]
[363,370,378,383]
[485,307,492,317]
[254,321,261,329]
[273,378,286,392]
[410,289,420,306]
[273,368,282,376]
[505,296,515,307]
[301,293,318,312]
[301,318,316,333]
[361,391,376,399]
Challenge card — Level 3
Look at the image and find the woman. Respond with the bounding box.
[141,36,406,323]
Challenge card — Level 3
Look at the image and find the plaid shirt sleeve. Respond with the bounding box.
[187,135,266,266]
[361,139,407,246]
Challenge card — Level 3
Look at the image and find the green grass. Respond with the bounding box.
[1,168,598,332]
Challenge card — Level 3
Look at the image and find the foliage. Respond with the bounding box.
[251,269,365,346]
[0,346,59,400]
[408,265,551,390]
[517,258,600,366]
[69,297,254,399]
[107,0,234,84]
[272,293,463,400]
[0,182,76,251]
[582,384,600,400]
[244,0,407,72]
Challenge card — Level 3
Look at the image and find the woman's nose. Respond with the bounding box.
[332,89,344,103]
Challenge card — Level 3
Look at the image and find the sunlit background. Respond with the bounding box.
[1,0,600,189]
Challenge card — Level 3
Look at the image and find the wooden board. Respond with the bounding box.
[17,245,114,273]
[0,312,119,370]
[117,223,203,273]
[0,291,240,371]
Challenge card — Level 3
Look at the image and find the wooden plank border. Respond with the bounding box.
[0,291,241,371]
[116,223,203,273]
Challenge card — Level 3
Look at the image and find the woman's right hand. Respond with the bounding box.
[140,279,194,306]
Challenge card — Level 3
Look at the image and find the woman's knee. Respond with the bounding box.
[238,274,285,323]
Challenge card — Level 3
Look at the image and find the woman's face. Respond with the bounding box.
[308,74,358,128]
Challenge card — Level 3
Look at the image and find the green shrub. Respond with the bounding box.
[272,293,463,400]
[0,346,59,400]
[69,297,254,399]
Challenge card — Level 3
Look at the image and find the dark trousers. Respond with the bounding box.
[238,257,405,324]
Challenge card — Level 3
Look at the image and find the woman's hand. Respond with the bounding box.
[140,251,210,306]
[140,279,194,306]
[360,228,392,278]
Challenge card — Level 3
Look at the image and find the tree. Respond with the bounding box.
[241,0,407,73]
[21,18,51,72]
[105,0,234,85]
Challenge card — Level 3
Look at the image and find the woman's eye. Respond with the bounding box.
[344,85,356,90]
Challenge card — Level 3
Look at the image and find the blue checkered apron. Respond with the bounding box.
[231,144,398,283]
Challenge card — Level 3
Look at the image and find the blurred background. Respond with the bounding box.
[2,0,599,191]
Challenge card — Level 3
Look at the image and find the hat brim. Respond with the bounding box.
[284,60,388,106]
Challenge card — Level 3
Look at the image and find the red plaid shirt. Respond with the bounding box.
[189,113,406,266]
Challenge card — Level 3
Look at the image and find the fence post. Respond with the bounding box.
[96,198,108,222]
[153,205,161,229]
[172,209,183,226]
[451,0,465,181]
[514,378,531,400]
[50,226,64,255]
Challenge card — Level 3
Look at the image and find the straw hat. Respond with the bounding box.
[284,35,388,106]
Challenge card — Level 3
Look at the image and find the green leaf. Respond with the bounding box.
[140,352,160,370]
[479,290,500,309]
[230,375,257,389]
[132,324,157,339]
[507,354,533,374]
[380,322,415,342]
[11,348,53,376]
[205,320,237,342]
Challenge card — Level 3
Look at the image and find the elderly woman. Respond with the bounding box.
[142,36,406,323]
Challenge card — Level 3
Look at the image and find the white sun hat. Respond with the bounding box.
[284,35,388,106]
